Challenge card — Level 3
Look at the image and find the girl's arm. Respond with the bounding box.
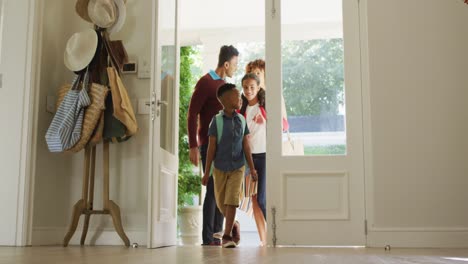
[202,136,217,186]
[243,136,257,181]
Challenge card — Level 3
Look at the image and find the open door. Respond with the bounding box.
[147,0,180,248]
[266,0,366,246]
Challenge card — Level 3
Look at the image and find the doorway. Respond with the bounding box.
[177,0,366,246]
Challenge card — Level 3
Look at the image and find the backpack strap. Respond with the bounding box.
[215,110,247,144]
[211,111,248,174]
[215,111,224,144]
[238,113,246,136]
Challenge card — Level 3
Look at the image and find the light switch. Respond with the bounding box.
[137,57,151,79]
[46,95,56,113]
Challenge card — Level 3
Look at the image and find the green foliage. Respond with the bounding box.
[304,145,346,155]
[178,46,202,207]
[233,39,344,116]
[283,39,344,116]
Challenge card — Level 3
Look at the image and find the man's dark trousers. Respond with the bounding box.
[199,144,224,244]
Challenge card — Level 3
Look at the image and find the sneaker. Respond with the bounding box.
[213,231,223,240]
[232,221,240,245]
[201,240,221,246]
[222,235,236,248]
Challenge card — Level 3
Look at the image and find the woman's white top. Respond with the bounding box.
[245,103,266,154]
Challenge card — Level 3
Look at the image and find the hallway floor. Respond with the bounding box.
[2,246,468,264]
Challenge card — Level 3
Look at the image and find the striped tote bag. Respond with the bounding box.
[45,75,91,152]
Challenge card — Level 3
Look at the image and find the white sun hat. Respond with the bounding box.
[108,0,126,34]
[75,0,127,24]
[64,29,99,72]
[88,0,117,28]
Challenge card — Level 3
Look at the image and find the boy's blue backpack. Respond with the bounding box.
[214,110,246,144]
[210,110,247,174]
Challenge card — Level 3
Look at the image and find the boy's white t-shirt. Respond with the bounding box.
[245,103,266,154]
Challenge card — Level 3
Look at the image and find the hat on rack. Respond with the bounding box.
[64,29,99,72]
[108,0,126,34]
[75,0,127,26]
[88,0,117,28]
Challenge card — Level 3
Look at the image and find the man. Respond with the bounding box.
[187,45,239,245]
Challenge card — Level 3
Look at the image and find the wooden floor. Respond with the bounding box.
[1,246,468,264]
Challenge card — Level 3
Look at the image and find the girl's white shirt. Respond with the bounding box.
[245,103,266,154]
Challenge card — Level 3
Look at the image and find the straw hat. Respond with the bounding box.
[108,0,126,34]
[88,0,117,28]
[76,0,126,24]
[64,29,99,72]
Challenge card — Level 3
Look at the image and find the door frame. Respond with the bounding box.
[358,0,373,246]
[12,0,44,246]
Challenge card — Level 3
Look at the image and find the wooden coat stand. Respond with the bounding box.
[62,140,130,247]
[62,28,130,247]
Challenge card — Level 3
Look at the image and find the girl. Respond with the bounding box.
[245,59,289,131]
[240,73,267,246]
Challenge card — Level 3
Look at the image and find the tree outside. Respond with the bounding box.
[178,46,203,207]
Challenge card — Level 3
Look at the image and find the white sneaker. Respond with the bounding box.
[213,231,223,240]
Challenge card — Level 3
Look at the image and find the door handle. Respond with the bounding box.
[157,100,168,107]
[146,100,167,106]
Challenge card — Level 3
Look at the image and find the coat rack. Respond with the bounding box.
[63,142,130,247]
[62,27,131,247]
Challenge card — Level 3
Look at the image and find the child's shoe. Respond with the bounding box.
[222,235,236,248]
[232,221,240,245]
[213,231,223,240]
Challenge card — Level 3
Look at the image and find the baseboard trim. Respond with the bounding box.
[32,227,146,246]
[367,229,468,248]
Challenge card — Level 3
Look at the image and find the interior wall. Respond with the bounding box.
[0,0,37,246]
[365,0,468,247]
[32,0,151,245]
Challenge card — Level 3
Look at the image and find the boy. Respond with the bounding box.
[202,83,257,248]
[188,45,239,246]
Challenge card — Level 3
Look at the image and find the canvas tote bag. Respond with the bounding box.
[103,31,138,138]
[55,69,109,152]
[46,74,91,152]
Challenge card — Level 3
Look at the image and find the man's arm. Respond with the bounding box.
[202,136,217,186]
[187,80,208,165]
[243,136,257,181]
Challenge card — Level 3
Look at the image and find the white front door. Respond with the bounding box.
[147,0,180,248]
[266,0,366,245]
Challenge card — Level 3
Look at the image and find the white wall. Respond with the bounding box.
[364,0,468,247]
[0,0,37,246]
[32,0,151,246]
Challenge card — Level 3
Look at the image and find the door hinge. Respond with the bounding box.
[364,219,368,235]
[271,206,277,247]
[271,0,277,18]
